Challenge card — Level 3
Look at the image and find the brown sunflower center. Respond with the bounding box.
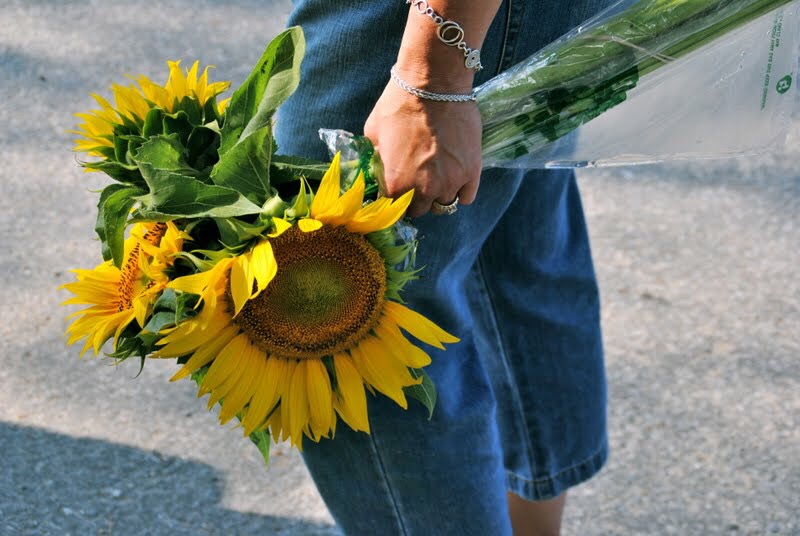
[116,223,167,312]
[233,225,387,359]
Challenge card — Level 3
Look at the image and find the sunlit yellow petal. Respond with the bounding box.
[201,334,250,392]
[310,152,341,218]
[297,218,323,233]
[383,301,460,348]
[156,306,230,358]
[167,60,187,101]
[167,270,215,296]
[249,240,277,296]
[218,344,264,424]
[285,361,310,446]
[169,325,239,380]
[346,189,414,235]
[196,66,209,102]
[305,359,334,440]
[242,356,288,436]
[373,324,432,368]
[317,171,365,227]
[268,217,292,238]
[186,61,199,93]
[333,353,370,432]
[230,255,251,316]
[350,341,415,409]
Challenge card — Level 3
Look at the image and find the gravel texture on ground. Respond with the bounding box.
[1,1,797,535]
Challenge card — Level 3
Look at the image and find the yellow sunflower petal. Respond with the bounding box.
[249,240,277,296]
[346,189,414,235]
[372,324,432,368]
[317,171,365,227]
[349,340,417,410]
[167,60,187,102]
[305,359,334,440]
[156,306,230,358]
[285,361,310,446]
[268,217,292,238]
[167,270,216,296]
[206,353,251,408]
[333,353,370,433]
[382,301,460,348]
[298,218,323,233]
[268,405,285,443]
[217,98,231,115]
[186,61,199,93]
[196,66,210,102]
[310,152,341,218]
[131,294,150,329]
[218,345,264,424]
[242,356,289,436]
[168,324,239,380]
[229,255,251,316]
[199,333,250,391]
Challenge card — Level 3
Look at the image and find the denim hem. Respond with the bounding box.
[505,440,609,501]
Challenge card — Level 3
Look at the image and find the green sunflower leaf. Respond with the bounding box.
[148,289,198,328]
[141,311,178,336]
[152,288,179,312]
[133,135,263,219]
[210,125,272,200]
[83,159,144,186]
[142,107,165,138]
[96,184,145,268]
[405,368,437,420]
[270,154,330,184]
[173,292,199,324]
[214,217,270,247]
[186,126,220,174]
[105,334,142,361]
[133,133,196,175]
[95,183,127,262]
[163,109,195,148]
[219,26,305,156]
[249,429,272,466]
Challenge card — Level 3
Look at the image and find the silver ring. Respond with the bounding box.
[431,195,460,216]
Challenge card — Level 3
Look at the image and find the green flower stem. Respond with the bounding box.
[477,0,793,164]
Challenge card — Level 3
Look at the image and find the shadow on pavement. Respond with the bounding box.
[0,422,338,535]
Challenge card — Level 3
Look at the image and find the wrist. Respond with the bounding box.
[395,47,475,94]
[397,2,481,93]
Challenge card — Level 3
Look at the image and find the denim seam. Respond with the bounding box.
[476,251,538,474]
[498,0,526,72]
[506,440,607,485]
[366,430,410,536]
[495,0,514,76]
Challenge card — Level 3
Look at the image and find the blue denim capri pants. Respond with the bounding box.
[274,1,611,534]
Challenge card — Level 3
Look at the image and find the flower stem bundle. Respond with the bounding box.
[476,0,796,166]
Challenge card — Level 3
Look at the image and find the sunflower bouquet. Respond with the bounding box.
[64,0,797,463]
[63,28,456,463]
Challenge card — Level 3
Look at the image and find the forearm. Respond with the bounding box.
[396,0,503,92]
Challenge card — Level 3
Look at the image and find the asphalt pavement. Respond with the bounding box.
[1,1,798,534]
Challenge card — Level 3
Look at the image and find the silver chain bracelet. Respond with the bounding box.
[405,0,483,71]
[390,65,477,102]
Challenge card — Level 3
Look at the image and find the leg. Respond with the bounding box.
[507,492,567,536]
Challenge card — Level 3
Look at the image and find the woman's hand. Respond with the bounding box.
[364,77,482,218]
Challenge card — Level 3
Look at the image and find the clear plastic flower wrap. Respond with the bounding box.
[477,0,800,168]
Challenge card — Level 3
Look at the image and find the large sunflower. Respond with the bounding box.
[62,222,185,356]
[72,60,230,158]
[157,155,459,446]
